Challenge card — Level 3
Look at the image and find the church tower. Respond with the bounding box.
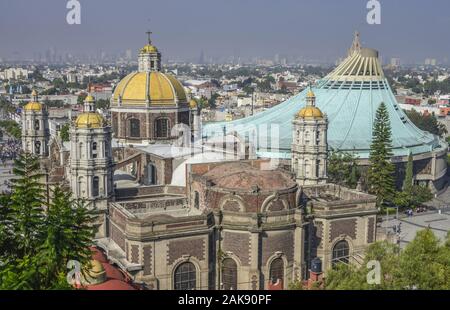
[138,31,161,72]
[291,88,328,185]
[69,94,114,237]
[21,90,49,157]
[189,99,201,141]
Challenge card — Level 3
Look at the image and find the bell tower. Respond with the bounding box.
[291,88,328,185]
[69,94,114,238]
[21,90,49,157]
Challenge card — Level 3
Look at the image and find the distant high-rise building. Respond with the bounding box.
[425,58,437,66]
[125,49,132,60]
[274,54,280,64]
[390,58,401,67]
[198,50,205,64]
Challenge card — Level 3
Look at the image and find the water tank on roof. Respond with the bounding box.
[311,257,322,273]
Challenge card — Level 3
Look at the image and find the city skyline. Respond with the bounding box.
[1,0,450,64]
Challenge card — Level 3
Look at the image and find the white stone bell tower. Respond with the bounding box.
[69,94,114,237]
[21,90,49,157]
[291,88,328,185]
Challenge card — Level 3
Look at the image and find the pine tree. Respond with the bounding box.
[9,152,46,257]
[0,155,97,289]
[368,102,396,206]
[38,186,96,288]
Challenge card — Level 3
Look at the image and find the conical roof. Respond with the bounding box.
[203,35,445,159]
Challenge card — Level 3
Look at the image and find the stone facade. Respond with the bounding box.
[95,158,378,290]
[291,91,328,185]
[21,101,49,157]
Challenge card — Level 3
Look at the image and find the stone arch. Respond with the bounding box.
[219,194,246,212]
[155,117,171,138]
[221,255,239,290]
[265,252,288,289]
[330,236,354,267]
[170,256,202,290]
[261,193,288,213]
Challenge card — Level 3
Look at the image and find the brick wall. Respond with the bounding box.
[262,231,294,265]
[330,218,357,241]
[131,244,139,264]
[367,217,375,243]
[110,224,125,251]
[222,231,250,266]
[143,245,152,275]
[167,238,205,265]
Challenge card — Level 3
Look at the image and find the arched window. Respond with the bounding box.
[194,191,200,209]
[92,142,97,158]
[222,258,238,290]
[129,119,140,138]
[269,258,284,287]
[146,164,156,185]
[155,118,169,138]
[34,141,41,155]
[305,131,310,144]
[92,176,99,197]
[174,262,196,290]
[78,176,85,197]
[79,142,84,159]
[332,240,350,267]
[34,120,40,130]
[316,160,320,177]
[305,160,310,177]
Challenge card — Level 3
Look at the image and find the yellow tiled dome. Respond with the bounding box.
[140,44,158,53]
[75,112,104,128]
[189,99,197,109]
[85,94,95,102]
[24,101,43,111]
[112,71,187,105]
[297,106,324,119]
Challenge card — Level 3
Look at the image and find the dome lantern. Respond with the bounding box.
[297,86,324,119]
[24,90,43,111]
[138,30,161,72]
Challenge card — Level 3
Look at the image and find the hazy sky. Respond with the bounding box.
[1,0,449,63]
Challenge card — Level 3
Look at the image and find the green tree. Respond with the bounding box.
[208,93,219,109]
[328,149,360,188]
[95,99,110,110]
[37,186,96,288]
[325,229,450,290]
[396,229,449,290]
[9,153,45,257]
[60,123,70,142]
[77,93,87,105]
[0,120,21,139]
[0,154,97,290]
[368,102,396,206]
[405,109,447,137]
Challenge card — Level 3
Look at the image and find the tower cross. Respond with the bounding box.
[146,30,152,44]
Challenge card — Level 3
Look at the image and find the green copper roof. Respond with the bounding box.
[204,43,446,159]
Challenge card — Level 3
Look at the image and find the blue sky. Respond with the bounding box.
[0,0,449,63]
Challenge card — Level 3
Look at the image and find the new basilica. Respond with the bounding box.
[22,34,378,290]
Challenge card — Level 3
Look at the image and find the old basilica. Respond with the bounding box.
[21,33,378,290]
